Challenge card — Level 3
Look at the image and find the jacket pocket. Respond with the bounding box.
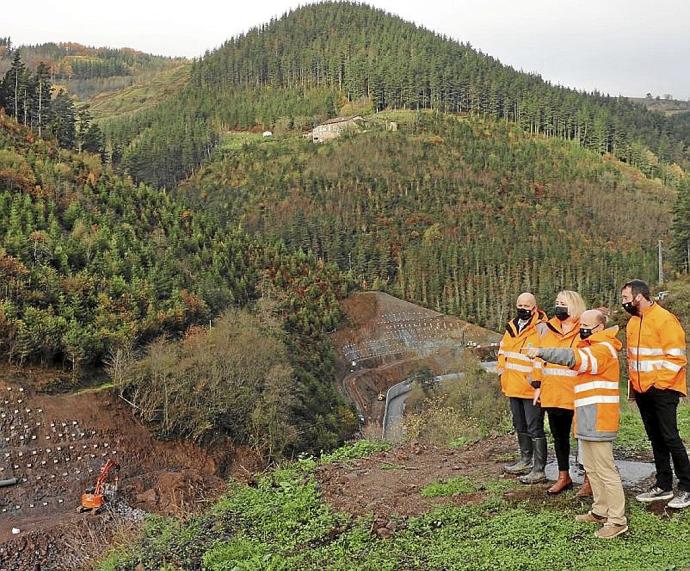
[595,403,620,433]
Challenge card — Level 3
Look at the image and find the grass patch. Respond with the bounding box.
[218,131,267,151]
[449,436,474,448]
[97,439,690,571]
[379,462,401,471]
[320,439,391,463]
[421,476,477,497]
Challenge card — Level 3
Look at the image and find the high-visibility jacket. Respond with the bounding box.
[626,302,688,396]
[498,310,547,399]
[537,327,622,442]
[532,317,580,410]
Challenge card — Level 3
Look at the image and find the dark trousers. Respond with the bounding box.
[546,407,574,471]
[509,397,545,439]
[636,387,690,492]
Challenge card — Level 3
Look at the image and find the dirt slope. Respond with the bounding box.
[0,367,259,570]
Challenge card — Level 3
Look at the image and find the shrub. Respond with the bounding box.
[112,307,297,456]
[404,356,511,446]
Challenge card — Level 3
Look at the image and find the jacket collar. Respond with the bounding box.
[506,309,547,337]
[545,316,580,339]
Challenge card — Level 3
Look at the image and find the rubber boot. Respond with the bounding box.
[520,437,547,484]
[504,433,533,475]
[575,473,592,497]
[547,470,573,495]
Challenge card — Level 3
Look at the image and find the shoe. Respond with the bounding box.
[575,511,606,524]
[635,486,674,503]
[520,437,547,484]
[547,471,573,495]
[595,523,628,539]
[504,433,533,475]
[668,491,690,509]
[575,473,592,498]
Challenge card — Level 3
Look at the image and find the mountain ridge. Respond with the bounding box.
[100,1,687,189]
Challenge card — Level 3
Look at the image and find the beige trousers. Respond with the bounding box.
[581,439,627,526]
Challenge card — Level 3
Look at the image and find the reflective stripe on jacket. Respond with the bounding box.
[626,303,688,396]
[537,327,622,442]
[532,317,580,410]
[498,310,547,399]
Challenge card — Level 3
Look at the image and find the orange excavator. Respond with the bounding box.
[79,459,120,513]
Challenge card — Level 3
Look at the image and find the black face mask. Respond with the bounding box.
[517,308,533,321]
[554,306,569,321]
[579,327,594,340]
[622,301,638,316]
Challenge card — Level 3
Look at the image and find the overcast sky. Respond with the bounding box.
[4,0,689,98]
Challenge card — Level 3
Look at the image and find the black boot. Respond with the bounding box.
[520,437,547,484]
[504,433,533,475]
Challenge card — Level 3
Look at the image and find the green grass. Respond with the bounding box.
[421,476,477,497]
[449,436,473,448]
[218,131,269,151]
[97,436,690,571]
[319,439,391,463]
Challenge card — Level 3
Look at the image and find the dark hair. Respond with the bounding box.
[621,279,651,301]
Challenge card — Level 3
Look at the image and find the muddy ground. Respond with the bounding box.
[0,368,261,571]
[315,436,661,538]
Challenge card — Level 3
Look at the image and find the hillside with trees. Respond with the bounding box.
[178,111,680,330]
[0,110,356,454]
[102,2,688,189]
[0,37,185,101]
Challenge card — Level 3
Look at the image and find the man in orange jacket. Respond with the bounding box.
[528,309,628,539]
[621,279,690,509]
[498,292,548,481]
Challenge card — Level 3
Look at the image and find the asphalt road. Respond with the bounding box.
[382,362,497,440]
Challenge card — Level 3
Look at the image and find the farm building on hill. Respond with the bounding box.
[310,116,365,143]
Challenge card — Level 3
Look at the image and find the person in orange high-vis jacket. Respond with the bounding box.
[531,290,586,494]
[498,292,548,481]
[528,309,628,539]
[621,279,690,509]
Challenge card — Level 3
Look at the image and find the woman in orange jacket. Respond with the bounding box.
[531,290,585,492]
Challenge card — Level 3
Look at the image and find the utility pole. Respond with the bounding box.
[658,240,664,285]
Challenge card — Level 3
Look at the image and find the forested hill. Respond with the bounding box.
[178,111,679,330]
[105,1,688,189]
[0,38,186,101]
[0,109,356,453]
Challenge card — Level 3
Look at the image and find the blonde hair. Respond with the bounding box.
[556,290,586,320]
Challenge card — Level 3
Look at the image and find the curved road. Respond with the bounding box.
[382,362,497,440]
